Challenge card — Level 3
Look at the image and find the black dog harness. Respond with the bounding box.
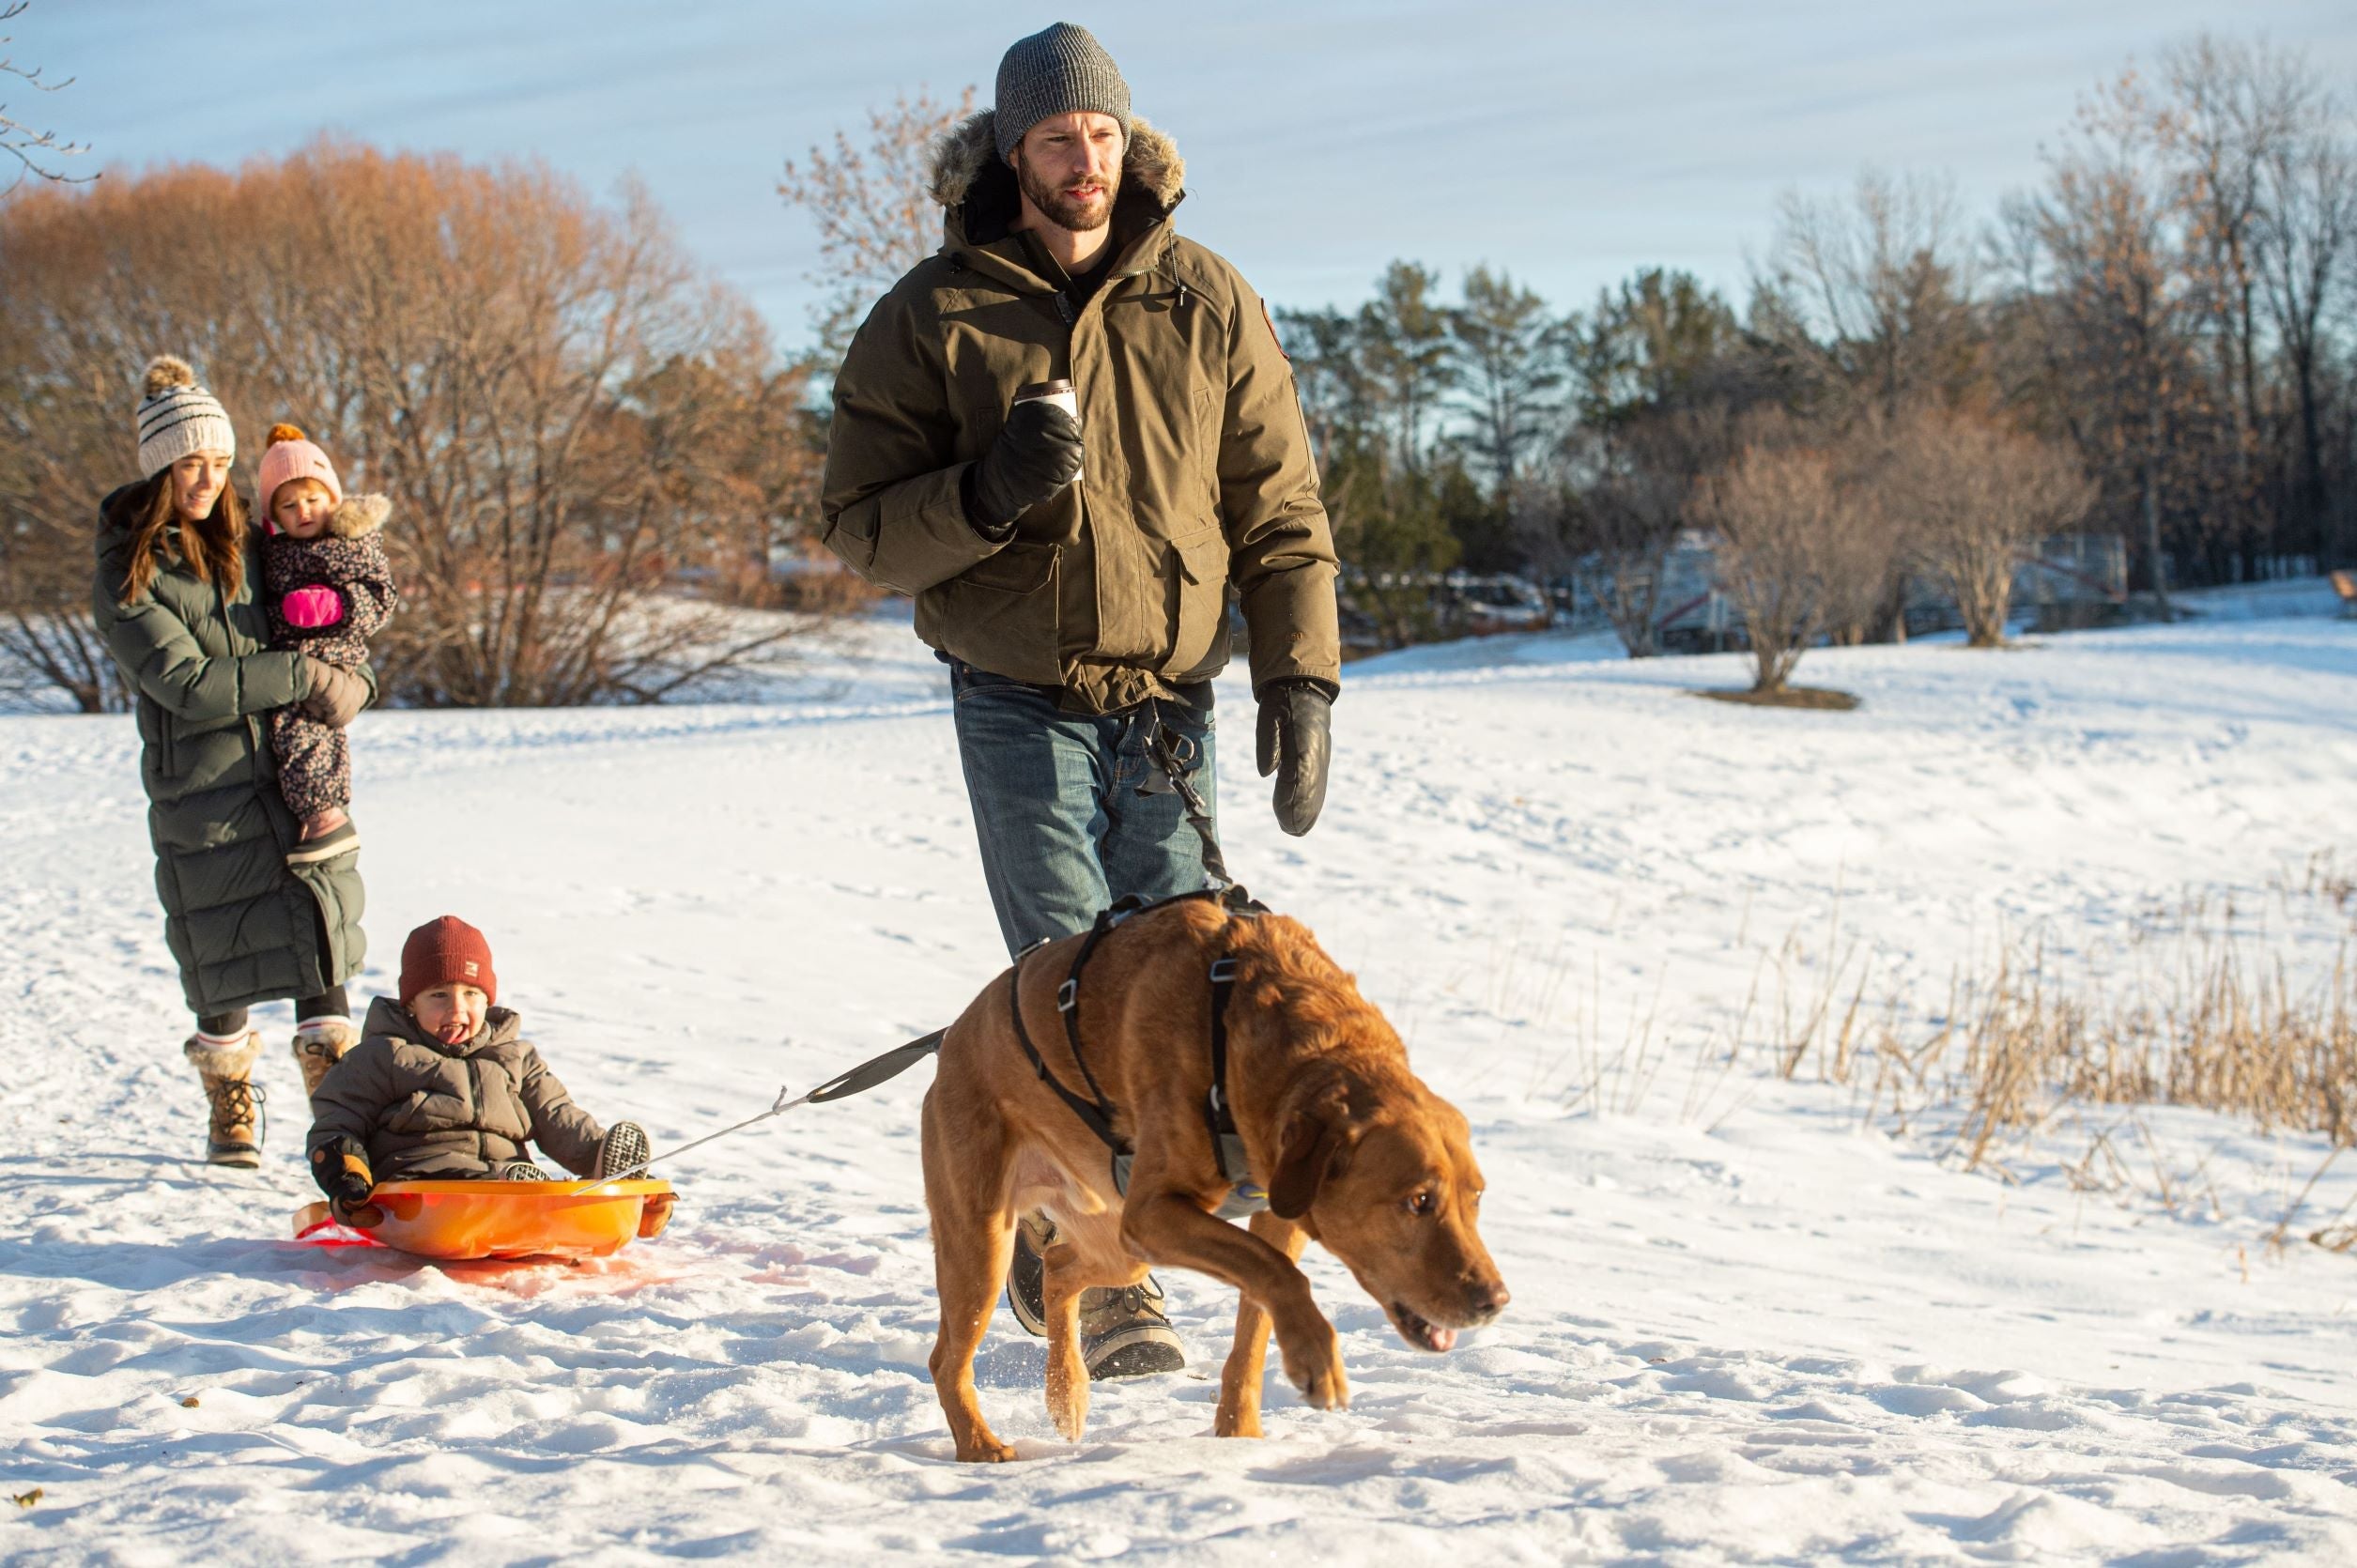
[1007,884,1270,1220]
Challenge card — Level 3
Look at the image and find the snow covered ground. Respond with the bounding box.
[4,611,2355,1563]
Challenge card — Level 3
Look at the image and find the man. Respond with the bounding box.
[822,23,1340,1380]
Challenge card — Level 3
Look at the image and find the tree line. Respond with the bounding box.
[3,32,2349,709]
[1276,37,2354,687]
[0,143,845,711]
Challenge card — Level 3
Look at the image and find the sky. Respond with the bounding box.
[11,0,2357,350]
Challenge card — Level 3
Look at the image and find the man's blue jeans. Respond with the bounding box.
[949,660,1217,957]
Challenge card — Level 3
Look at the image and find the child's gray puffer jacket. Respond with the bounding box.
[308,995,606,1180]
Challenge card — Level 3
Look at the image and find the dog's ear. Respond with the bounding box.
[1268,1086,1353,1220]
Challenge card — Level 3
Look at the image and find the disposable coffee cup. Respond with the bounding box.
[1014,378,1081,480]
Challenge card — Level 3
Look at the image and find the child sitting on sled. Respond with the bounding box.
[306,916,651,1218]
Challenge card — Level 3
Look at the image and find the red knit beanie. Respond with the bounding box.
[400,915,498,1007]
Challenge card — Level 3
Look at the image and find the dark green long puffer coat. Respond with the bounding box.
[92,476,368,1014]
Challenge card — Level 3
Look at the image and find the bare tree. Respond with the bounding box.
[2162,36,2310,556]
[1758,167,1986,418]
[0,2,88,192]
[2247,59,2357,563]
[1888,406,2096,646]
[1818,410,1909,646]
[1,143,840,711]
[1756,168,1986,641]
[2008,70,2205,617]
[1692,420,1869,694]
[779,86,975,361]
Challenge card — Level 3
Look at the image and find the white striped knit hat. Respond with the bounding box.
[135,356,237,476]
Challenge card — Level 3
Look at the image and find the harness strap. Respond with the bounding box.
[1008,946,1129,1156]
[1055,901,1131,1113]
[1205,955,1240,1149]
[1017,884,1273,1208]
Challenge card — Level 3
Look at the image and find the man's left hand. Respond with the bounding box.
[1256,681,1333,837]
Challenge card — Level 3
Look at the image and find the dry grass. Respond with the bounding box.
[1508,856,2355,1252]
[1748,859,2357,1163]
[1768,864,2357,1248]
[1914,936,2356,1165]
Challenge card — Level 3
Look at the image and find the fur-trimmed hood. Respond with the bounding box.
[927,109,1184,238]
[326,493,389,540]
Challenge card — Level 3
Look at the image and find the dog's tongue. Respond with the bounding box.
[1431,1326,1457,1352]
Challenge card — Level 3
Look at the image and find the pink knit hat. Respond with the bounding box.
[254,423,344,518]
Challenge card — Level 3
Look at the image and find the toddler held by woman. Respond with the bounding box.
[254,424,396,860]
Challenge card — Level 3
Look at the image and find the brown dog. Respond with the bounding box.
[920,895,1509,1462]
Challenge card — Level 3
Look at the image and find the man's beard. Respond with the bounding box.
[1014,151,1117,234]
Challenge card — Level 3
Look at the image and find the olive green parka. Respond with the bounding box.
[93,476,367,1014]
[820,112,1341,715]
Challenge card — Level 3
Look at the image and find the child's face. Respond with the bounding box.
[410,983,489,1045]
[270,478,335,539]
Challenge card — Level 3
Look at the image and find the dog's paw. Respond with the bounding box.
[955,1434,1020,1464]
[1046,1378,1089,1442]
[1277,1321,1350,1411]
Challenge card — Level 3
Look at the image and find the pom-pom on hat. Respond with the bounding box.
[400,915,498,1008]
[135,355,237,477]
[254,423,344,518]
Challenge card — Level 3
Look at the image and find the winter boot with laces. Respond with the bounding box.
[183,1030,266,1168]
[1077,1277,1185,1380]
[1006,1214,1186,1379]
[595,1122,652,1181]
[289,1015,359,1099]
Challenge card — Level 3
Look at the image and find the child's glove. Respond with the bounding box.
[311,1137,378,1223]
[281,585,346,630]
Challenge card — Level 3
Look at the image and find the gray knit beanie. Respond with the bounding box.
[135,356,237,476]
[994,22,1132,161]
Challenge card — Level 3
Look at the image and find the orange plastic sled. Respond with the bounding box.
[292,1178,676,1262]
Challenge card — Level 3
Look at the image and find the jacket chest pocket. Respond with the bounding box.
[1100,299,1225,502]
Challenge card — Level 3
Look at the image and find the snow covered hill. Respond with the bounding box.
[4,614,2354,1563]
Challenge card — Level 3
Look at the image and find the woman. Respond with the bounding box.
[92,356,374,1167]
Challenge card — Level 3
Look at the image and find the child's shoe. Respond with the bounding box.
[497,1161,552,1181]
[285,817,360,867]
[290,1016,358,1098]
[183,1030,265,1167]
[595,1122,651,1180]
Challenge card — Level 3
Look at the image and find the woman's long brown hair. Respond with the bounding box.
[117,470,248,605]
